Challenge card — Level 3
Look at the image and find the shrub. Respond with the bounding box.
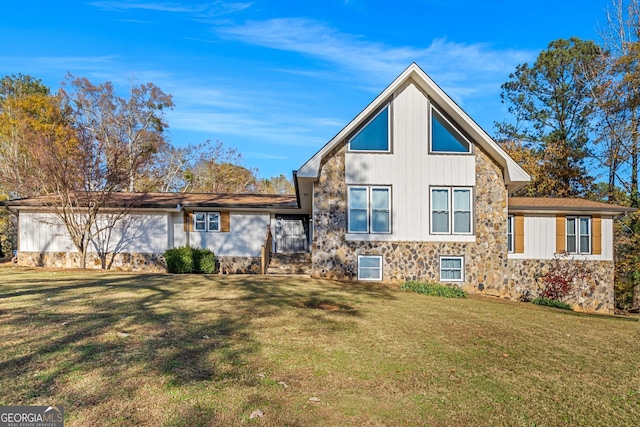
[193,248,217,274]
[400,281,466,298]
[165,247,194,274]
[538,252,592,301]
[531,297,572,310]
[165,247,216,274]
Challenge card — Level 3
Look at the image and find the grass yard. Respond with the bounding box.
[0,265,638,426]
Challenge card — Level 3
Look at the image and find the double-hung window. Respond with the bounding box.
[194,212,221,232]
[348,186,391,233]
[566,216,590,254]
[430,187,473,234]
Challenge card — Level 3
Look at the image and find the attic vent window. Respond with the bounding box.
[349,105,390,152]
[430,107,471,153]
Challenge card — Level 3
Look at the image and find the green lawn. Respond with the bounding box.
[0,265,638,426]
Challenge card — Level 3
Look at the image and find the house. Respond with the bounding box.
[1,63,634,313]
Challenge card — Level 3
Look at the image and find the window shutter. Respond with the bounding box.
[556,215,566,253]
[515,214,525,253]
[184,211,193,232]
[592,216,602,255]
[221,212,230,232]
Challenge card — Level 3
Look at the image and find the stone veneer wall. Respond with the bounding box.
[507,259,614,314]
[18,251,167,272]
[217,256,262,274]
[18,252,262,274]
[311,143,511,294]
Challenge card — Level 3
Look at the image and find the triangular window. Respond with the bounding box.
[349,105,390,152]
[431,107,470,153]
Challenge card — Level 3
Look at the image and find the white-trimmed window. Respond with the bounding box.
[430,106,471,153]
[567,216,590,254]
[357,255,383,281]
[430,187,473,234]
[349,105,390,152]
[507,215,514,253]
[440,256,464,282]
[348,186,391,234]
[194,212,221,232]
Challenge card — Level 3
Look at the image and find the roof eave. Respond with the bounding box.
[508,206,637,216]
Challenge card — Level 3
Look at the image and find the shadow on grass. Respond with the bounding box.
[0,269,396,422]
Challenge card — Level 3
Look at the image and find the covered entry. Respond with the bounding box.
[274,215,309,253]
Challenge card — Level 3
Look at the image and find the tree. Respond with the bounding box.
[0,74,53,257]
[39,76,175,268]
[183,140,259,193]
[495,37,602,197]
[0,74,52,198]
[60,75,174,193]
[591,0,640,310]
[256,174,295,194]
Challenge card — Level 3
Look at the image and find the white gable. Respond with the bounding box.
[297,63,530,193]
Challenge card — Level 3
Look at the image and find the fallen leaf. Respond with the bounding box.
[257,373,266,378]
[278,381,289,388]
[249,409,264,419]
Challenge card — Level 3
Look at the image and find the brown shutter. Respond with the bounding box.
[592,216,602,255]
[221,212,230,232]
[515,214,525,254]
[556,215,566,253]
[184,211,193,232]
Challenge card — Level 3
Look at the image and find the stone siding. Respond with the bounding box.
[217,256,262,274]
[311,143,510,293]
[17,251,261,275]
[507,259,615,314]
[17,251,167,272]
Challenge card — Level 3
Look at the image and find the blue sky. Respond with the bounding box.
[0,0,613,179]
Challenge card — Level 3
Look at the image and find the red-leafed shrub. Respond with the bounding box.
[538,252,593,302]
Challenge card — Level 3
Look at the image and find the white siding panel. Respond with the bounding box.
[508,215,614,261]
[20,212,168,254]
[345,79,478,242]
[189,212,269,257]
[170,212,187,248]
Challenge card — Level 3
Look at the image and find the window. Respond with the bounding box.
[358,255,383,281]
[208,213,220,231]
[430,107,471,153]
[348,186,391,233]
[430,187,473,234]
[440,256,464,282]
[349,105,390,152]
[567,216,590,254]
[507,215,514,253]
[194,212,221,232]
[194,213,206,231]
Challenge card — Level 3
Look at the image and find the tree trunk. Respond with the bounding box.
[80,243,88,269]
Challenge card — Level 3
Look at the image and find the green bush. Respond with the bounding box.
[531,297,572,310]
[400,281,466,298]
[193,248,217,274]
[165,247,216,274]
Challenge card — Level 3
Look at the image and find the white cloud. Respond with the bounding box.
[217,18,536,101]
[88,1,252,17]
